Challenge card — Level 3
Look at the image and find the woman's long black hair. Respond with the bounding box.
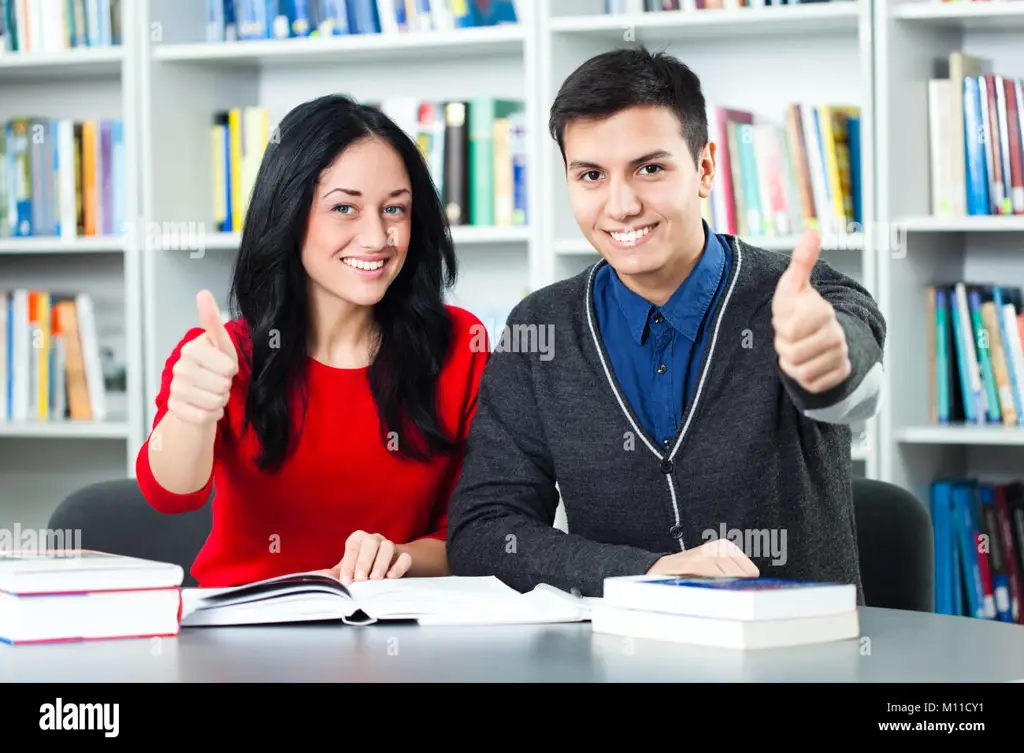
[228,94,459,472]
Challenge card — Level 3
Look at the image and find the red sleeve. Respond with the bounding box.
[135,325,234,513]
[420,307,490,541]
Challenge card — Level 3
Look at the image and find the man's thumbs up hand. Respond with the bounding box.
[771,228,850,395]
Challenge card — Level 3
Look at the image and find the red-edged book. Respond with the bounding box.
[0,549,183,644]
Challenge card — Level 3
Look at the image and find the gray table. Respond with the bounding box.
[3,606,1024,682]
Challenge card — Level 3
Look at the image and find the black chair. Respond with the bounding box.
[852,477,934,613]
[47,478,213,587]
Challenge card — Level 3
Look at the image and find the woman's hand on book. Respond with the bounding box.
[647,539,760,578]
[328,531,413,584]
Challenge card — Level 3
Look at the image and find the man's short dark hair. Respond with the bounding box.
[548,46,708,168]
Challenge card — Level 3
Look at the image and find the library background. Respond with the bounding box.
[1,0,1023,623]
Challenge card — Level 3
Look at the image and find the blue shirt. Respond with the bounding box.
[593,221,732,450]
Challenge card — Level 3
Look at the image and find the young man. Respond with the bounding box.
[446,47,885,600]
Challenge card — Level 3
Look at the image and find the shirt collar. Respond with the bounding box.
[608,220,726,345]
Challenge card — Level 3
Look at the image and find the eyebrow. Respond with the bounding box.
[567,150,673,172]
[322,187,411,199]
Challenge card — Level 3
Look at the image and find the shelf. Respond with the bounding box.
[195,225,530,252]
[555,232,864,255]
[895,215,1024,233]
[0,420,131,439]
[550,3,860,41]
[897,425,1024,446]
[151,26,525,67]
[0,237,125,255]
[0,47,123,81]
[892,1,1024,29]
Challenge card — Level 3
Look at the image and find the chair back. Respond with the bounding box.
[47,478,213,587]
[853,477,934,612]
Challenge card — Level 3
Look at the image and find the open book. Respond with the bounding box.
[180,572,595,627]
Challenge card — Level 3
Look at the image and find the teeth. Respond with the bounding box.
[342,258,386,271]
[610,225,654,245]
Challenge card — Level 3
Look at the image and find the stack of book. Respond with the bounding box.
[591,575,860,650]
[0,550,183,644]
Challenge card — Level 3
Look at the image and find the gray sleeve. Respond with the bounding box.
[778,260,887,424]
[445,302,666,597]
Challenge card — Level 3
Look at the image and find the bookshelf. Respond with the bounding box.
[875,0,1024,499]
[0,0,142,531]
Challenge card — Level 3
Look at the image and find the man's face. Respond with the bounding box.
[563,105,714,281]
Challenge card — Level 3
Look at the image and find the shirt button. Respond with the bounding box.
[662,439,671,449]
[657,363,667,375]
[653,312,664,324]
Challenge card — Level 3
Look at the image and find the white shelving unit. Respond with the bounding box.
[875,0,1024,505]
[11,0,1020,528]
[0,0,144,531]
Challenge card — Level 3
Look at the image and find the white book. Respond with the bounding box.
[592,604,859,650]
[0,550,183,644]
[180,573,590,627]
[602,575,857,621]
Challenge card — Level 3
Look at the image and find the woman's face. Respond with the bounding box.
[302,136,412,309]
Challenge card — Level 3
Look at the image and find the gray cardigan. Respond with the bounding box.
[446,235,886,601]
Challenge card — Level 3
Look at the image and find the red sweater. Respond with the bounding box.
[135,305,488,587]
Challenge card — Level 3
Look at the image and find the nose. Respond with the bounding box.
[605,176,641,221]
[356,214,389,251]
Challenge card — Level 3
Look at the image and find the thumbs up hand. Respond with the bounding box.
[166,290,239,426]
[772,228,850,395]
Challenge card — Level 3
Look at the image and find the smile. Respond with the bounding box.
[342,257,386,271]
[605,223,658,248]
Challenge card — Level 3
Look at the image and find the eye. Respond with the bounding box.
[639,164,664,176]
[384,205,408,216]
[579,170,602,182]
[332,204,354,215]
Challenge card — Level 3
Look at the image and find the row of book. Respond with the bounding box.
[0,289,116,424]
[701,103,861,240]
[0,0,122,53]
[213,98,527,233]
[0,118,125,240]
[604,0,855,11]
[928,52,1024,217]
[930,479,1024,623]
[926,283,1024,426]
[205,0,519,42]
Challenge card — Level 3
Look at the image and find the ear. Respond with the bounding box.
[697,141,716,199]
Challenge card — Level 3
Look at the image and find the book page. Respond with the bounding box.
[346,576,587,623]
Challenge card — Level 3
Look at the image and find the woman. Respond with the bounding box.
[136,94,489,588]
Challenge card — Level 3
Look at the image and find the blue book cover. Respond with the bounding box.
[931,480,951,614]
[847,116,861,225]
[963,76,990,216]
[638,577,843,591]
[346,0,379,33]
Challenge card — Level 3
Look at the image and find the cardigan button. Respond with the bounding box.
[660,459,673,474]
[669,525,683,539]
